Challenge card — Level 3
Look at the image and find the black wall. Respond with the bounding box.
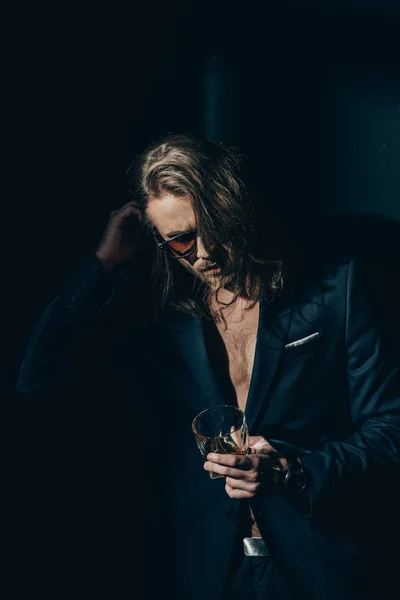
[4,1,400,391]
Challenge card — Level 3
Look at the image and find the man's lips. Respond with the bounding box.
[201,263,220,272]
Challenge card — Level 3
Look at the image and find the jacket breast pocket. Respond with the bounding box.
[284,332,325,361]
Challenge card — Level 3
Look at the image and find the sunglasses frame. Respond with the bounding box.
[155,228,198,259]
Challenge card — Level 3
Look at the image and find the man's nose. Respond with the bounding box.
[195,236,209,260]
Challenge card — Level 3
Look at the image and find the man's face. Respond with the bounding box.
[146,193,221,285]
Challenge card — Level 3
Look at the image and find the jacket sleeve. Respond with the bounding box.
[297,259,400,517]
[15,254,118,400]
[251,258,400,520]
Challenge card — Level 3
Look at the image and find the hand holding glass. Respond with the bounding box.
[192,405,249,479]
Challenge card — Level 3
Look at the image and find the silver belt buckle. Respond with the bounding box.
[243,536,270,557]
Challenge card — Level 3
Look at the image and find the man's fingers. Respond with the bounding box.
[249,436,264,445]
[118,199,142,212]
[249,436,275,454]
[206,452,253,470]
[119,205,142,220]
[225,482,254,499]
[109,201,142,223]
[114,206,145,235]
[204,461,250,479]
[225,476,259,493]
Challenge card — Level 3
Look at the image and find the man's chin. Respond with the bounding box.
[200,266,221,276]
[200,270,221,283]
[183,264,222,286]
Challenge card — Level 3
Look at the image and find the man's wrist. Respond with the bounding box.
[278,457,288,471]
[95,252,119,272]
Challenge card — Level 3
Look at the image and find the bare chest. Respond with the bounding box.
[214,303,259,411]
[206,301,261,537]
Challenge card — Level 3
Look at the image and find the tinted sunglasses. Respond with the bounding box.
[155,228,198,259]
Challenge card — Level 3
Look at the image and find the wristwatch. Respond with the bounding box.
[282,458,307,494]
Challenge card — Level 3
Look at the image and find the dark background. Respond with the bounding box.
[4,1,400,394]
[3,0,400,597]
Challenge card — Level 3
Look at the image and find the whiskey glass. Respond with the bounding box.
[192,405,249,479]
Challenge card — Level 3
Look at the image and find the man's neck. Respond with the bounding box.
[209,288,259,322]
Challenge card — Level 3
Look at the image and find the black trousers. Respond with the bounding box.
[222,540,292,600]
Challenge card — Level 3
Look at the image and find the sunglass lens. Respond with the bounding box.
[168,232,197,257]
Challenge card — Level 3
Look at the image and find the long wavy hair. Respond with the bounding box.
[126,133,295,320]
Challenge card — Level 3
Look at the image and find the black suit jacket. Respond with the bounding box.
[16,255,400,600]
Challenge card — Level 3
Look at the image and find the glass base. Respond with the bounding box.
[209,472,224,479]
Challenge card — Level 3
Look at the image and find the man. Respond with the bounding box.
[16,133,400,599]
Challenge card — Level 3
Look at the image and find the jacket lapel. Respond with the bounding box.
[164,297,293,432]
[165,312,226,415]
[245,299,293,432]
